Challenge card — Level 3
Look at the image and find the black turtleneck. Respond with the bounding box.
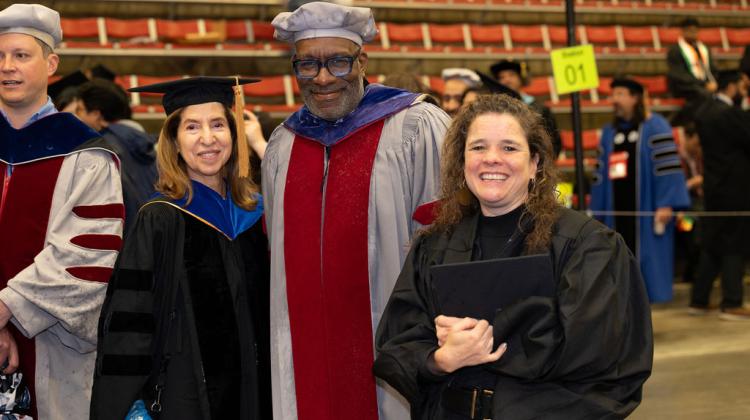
[476,204,526,260]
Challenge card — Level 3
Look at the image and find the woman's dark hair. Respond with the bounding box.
[430,94,560,253]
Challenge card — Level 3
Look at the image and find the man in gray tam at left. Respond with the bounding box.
[0,4,124,420]
[263,2,450,420]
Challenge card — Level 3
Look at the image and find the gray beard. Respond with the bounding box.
[304,79,365,121]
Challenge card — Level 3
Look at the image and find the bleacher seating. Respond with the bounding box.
[56,17,747,64]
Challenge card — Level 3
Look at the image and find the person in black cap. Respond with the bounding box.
[666,17,717,102]
[590,77,690,304]
[690,69,750,320]
[488,60,562,156]
[90,76,271,420]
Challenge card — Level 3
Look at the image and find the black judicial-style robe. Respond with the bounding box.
[90,191,270,420]
[694,96,750,254]
[373,207,653,420]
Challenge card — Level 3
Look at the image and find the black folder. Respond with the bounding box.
[430,254,555,322]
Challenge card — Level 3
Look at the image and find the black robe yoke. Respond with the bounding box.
[373,208,653,419]
[90,201,270,420]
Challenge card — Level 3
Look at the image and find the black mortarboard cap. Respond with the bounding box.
[610,77,644,95]
[48,70,89,101]
[89,64,116,81]
[490,60,522,78]
[475,71,522,100]
[717,69,741,90]
[679,17,700,28]
[128,76,259,116]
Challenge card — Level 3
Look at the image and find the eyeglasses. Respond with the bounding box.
[292,51,361,80]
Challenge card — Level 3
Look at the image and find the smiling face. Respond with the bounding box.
[176,102,233,189]
[294,37,367,121]
[0,33,58,115]
[464,113,539,217]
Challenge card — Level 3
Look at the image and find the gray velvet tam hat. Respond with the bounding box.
[272,1,377,46]
[0,4,62,49]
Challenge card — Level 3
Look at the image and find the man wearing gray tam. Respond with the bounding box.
[263,2,450,420]
[0,4,123,420]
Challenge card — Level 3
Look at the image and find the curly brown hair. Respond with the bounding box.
[431,94,560,253]
[154,105,259,211]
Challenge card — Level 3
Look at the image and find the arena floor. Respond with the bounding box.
[631,281,750,419]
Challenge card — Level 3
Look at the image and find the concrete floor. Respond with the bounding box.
[629,282,750,419]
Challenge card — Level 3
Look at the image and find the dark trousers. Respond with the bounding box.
[691,251,745,309]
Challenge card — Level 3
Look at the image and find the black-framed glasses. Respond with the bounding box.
[292,51,360,80]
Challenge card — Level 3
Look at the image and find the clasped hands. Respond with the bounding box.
[429,315,507,374]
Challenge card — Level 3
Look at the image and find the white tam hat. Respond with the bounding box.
[0,4,62,49]
[272,1,378,46]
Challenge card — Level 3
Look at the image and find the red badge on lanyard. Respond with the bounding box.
[609,151,629,180]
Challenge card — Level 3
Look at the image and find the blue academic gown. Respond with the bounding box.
[591,114,690,302]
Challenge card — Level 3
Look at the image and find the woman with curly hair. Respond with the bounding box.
[373,94,653,419]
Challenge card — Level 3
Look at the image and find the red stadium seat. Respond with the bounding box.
[621,26,657,50]
[657,27,682,46]
[560,129,601,151]
[584,25,621,51]
[105,18,153,40]
[61,18,100,39]
[203,19,249,42]
[155,19,200,42]
[428,23,469,50]
[725,28,750,49]
[508,25,544,50]
[547,25,574,48]
[469,24,505,50]
[698,27,725,48]
[597,77,613,96]
[525,77,552,98]
[634,76,669,96]
[244,75,295,106]
[251,21,276,42]
[385,23,427,50]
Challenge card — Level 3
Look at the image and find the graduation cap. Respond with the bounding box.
[716,69,742,90]
[129,76,260,178]
[475,70,522,100]
[489,59,527,81]
[48,70,89,102]
[610,77,644,95]
[89,64,116,81]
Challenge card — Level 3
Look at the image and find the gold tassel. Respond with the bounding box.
[233,76,250,178]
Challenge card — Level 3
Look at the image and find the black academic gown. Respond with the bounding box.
[90,197,270,420]
[373,207,653,420]
[694,96,750,254]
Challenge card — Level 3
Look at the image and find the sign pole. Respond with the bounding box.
[565,0,587,211]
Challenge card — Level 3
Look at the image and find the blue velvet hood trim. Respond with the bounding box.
[152,180,263,240]
[283,84,420,147]
[0,113,101,164]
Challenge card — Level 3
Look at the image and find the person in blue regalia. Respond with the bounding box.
[90,76,270,420]
[591,77,690,303]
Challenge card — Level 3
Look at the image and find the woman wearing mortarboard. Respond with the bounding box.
[90,77,270,420]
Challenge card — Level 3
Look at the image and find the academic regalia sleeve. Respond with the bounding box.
[0,150,123,351]
[90,202,183,420]
[373,235,444,407]
[402,102,450,229]
[486,219,653,418]
[646,119,690,210]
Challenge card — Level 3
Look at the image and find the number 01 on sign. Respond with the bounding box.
[550,44,599,95]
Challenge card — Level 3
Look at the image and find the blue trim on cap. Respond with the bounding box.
[283,84,420,147]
